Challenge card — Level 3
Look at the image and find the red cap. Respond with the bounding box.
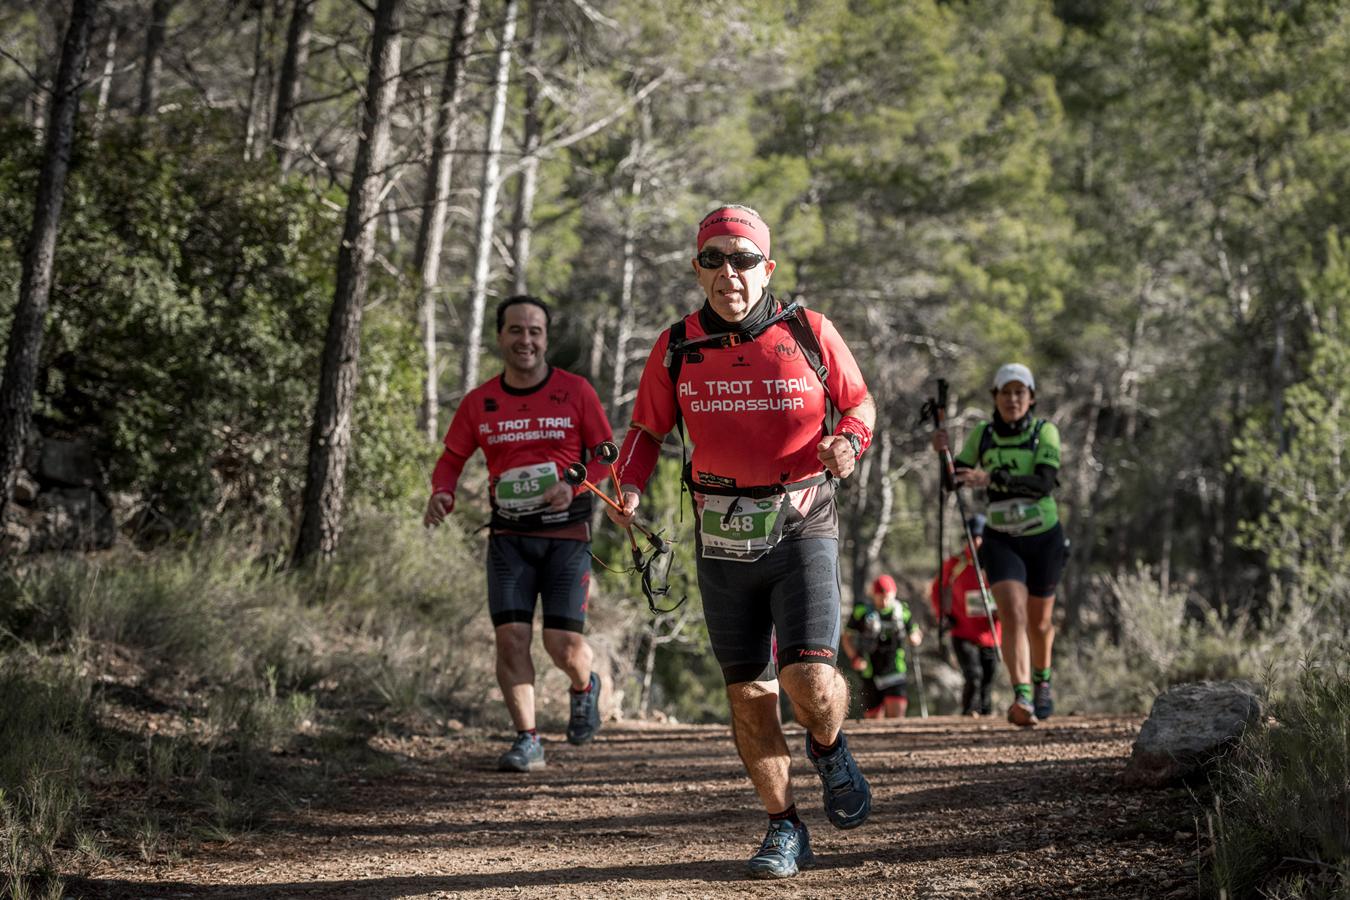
[871,575,897,595]
[697,206,770,255]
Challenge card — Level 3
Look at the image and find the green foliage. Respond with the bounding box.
[1232,231,1350,620]
[0,111,425,530]
[1208,663,1350,899]
[0,658,90,897]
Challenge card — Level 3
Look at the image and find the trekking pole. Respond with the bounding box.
[907,620,929,719]
[923,379,1003,665]
[563,462,668,551]
[595,441,643,561]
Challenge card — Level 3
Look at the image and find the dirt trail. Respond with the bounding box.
[71,715,1201,899]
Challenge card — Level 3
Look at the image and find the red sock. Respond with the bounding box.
[571,678,593,694]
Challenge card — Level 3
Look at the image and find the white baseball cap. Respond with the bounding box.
[993,363,1035,392]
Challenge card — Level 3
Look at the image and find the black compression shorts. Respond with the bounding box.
[860,676,907,710]
[486,533,591,632]
[979,522,1067,597]
[696,537,842,684]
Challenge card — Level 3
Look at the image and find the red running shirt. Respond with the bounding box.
[630,307,868,489]
[930,550,1001,647]
[433,367,612,530]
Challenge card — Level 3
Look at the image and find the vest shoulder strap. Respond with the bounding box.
[977,417,1046,463]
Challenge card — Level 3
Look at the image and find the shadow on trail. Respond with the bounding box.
[67,839,986,899]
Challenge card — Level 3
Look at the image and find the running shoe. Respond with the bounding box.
[746,819,814,879]
[566,672,602,745]
[1007,697,1038,728]
[1033,680,1054,720]
[497,732,545,772]
[805,731,872,829]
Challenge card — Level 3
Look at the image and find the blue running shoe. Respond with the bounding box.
[746,820,813,879]
[566,672,602,745]
[1034,680,1054,720]
[806,731,871,829]
[497,732,545,772]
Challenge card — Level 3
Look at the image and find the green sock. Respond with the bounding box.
[1014,683,1033,702]
[1033,667,1052,685]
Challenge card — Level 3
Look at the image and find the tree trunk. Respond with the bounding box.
[92,21,118,135]
[243,2,269,160]
[272,0,315,172]
[609,148,643,418]
[293,0,405,565]
[509,0,545,295]
[414,0,481,443]
[864,430,894,574]
[137,0,173,120]
[0,0,98,524]
[461,0,519,391]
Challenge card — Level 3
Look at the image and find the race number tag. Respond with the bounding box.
[493,462,559,514]
[987,498,1045,536]
[964,589,990,619]
[698,494,788,562]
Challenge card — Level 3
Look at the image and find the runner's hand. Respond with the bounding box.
[850,655,867,672]
[607,489,640,527]
[542,481,573,511]
[954,468,991,488]
[817,435,857,479]
[423,492,454,528]
[909,629,923,647]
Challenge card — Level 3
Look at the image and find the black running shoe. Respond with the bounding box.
[566,672,602,745]
[805,731,871,829]
[497,732,545,772]
[1033,681,1054,720]
[746,820,813,879]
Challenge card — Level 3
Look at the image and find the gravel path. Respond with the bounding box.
[69,715,1201,899]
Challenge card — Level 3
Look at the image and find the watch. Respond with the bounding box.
[842,432,863,459]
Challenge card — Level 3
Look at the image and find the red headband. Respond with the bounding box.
[697,207,770,256]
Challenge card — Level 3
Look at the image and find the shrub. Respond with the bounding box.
[1207,662,1350,899]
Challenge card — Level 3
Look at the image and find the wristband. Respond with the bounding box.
[835,415,873,458]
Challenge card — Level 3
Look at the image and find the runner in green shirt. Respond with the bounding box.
[931,364,1066,727]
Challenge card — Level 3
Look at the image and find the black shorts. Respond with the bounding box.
[860,676,906,710]
[485,533,591,632]
[979,522,1067,597]
[696,537,842,684]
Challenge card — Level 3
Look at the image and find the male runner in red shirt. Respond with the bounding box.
[607,205,877,878]
[930,515,1002,716]
[424,296,612,772]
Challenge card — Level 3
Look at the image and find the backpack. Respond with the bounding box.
[663,300,834,499]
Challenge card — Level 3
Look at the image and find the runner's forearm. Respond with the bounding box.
[615,424,662,494]
[989,464,1058,499]
[431,449,470,496]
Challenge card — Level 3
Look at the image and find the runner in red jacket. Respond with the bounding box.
[607,204,877,879]
[930,515,1001,716]
[424,296,613,773]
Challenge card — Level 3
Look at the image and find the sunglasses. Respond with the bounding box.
[696,249,765,271]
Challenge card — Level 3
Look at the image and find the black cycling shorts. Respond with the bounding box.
[696,537,842,685]
[486,533,591,632]
[979,522,1067,597]
[860,676,906,710]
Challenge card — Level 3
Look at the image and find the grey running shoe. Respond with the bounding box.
[746,820,813,879]
[497,732,545,772]
[805,731,871,829]
[566,672,602,745]
[1007,697,1039,728]
[1033,681,1054,720]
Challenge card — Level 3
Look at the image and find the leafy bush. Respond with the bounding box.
[1207,663,1350,899]
[0,112,425,532]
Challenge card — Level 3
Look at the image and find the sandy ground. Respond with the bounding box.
[67,715,1202,899]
